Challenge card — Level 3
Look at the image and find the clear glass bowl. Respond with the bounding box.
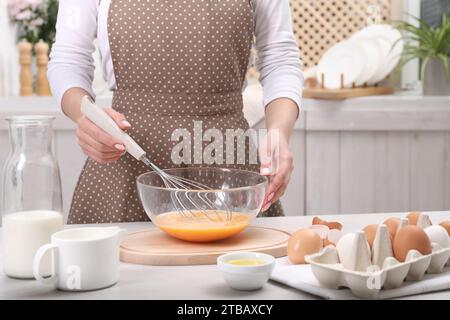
[136,167,268,242]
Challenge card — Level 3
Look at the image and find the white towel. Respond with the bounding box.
[271,257,450,300]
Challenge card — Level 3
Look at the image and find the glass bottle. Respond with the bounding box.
[1,115,63,279]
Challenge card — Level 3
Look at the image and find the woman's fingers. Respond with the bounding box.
[78,117,124,150]
[79,140,123,163]
[271,171,292,203]
[104,108,131,131]
[76,108,132,164]
[262,173,284,212]
[77,128,124,155]
[261,151,293,212]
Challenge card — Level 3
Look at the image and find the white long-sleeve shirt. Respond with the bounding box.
[48,0,303,110]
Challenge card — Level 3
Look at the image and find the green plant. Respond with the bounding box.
[38,0,58,51]
[7,0,58,51]
[395,13,450,81]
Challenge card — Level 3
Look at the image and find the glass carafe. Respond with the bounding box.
[1,115,63,279]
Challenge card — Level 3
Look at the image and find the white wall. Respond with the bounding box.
[400,0,421,89]
[0,0,19,96]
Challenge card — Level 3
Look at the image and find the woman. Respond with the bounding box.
[48,0,303,223]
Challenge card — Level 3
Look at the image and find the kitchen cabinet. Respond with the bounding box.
[1,91,450,220]
[300,94,450,216]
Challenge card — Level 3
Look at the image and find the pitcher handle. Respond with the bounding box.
[33,244,58,285]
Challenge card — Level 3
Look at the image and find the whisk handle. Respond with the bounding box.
[81,96,146,161]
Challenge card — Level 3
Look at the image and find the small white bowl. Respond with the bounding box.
[217,252,275,291]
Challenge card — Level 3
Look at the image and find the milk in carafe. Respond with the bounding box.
[2,210,63,278]
[1,116,63,279]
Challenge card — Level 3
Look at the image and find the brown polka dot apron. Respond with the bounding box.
[68,0,283,224]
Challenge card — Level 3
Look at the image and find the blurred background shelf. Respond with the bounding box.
[302,86,395,100]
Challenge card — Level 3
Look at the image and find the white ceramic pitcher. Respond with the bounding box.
[33,226,127,291]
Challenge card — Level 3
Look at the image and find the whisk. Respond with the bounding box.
[81,96,232,222]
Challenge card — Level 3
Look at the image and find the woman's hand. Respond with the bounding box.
[259,97,298,212]
[259,130,294,212]
[76,108,131,164]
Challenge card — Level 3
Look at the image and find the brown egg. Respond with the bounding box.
[312,216,343,231]
[383,217,401,241]
[363,224,378,248]
[407,212,421,225]
[393,225,432,262]
[287,229,323,264]
[439,221,450,236]
[312,216,325,225]
[325,221,343,231]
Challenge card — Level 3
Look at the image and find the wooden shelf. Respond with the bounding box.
[303,86,395,100]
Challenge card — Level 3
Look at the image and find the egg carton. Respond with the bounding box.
[305,215,450,299]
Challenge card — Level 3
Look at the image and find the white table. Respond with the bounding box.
[1,212,450,300]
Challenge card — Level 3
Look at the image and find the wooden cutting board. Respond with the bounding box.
[120,226,290,266]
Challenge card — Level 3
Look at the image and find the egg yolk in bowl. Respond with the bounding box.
[153,210,251,242]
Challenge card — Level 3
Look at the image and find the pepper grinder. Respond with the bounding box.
[18,40,33,96]
[35,40,51,96]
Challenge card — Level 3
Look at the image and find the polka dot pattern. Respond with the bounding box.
[68,0,283,224]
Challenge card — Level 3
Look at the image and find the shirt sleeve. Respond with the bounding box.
[253,0,304,111]
[47,0,98,108]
